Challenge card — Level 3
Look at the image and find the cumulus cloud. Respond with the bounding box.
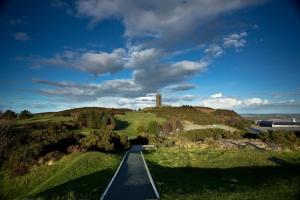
[126,47,162,68]
[223,32,247,49]
[73,0,266,48]
[133,60,207,93]
[14,32,31,41]
[28,0,269,109]
[200,93,272,109]
[33,48,126,75]
[210,93,223,98]
[34,78,142,101]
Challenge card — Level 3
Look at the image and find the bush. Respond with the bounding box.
[137,125,146,134]
[2,123,83,177]
[80,128,120,151]
[181,128,243,142]
[161,118,183,136]
[3,110,17,119]
[260,130,300,148]
[77,110,116,129]
[150,136,176,147]
[19,110,33,119]
[147,121,161,136]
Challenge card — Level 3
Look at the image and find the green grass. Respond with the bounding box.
[0,152,121,200]
[15,115,74,125]
[144,147,300,200]
[115,112,165,137]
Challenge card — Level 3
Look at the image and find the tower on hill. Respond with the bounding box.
[156,93,162,108]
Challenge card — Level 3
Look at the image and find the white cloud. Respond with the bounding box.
[126,47,162,68]
[34,48,126,75]
[210,93,223,98]
[73,0,267,48]
[200,94,270,109]
[14,32,31,41]
[243,97,269,106]
[166,83,197,92]
[223,32,247,49]
[205,45,223,57]
[200,96,242,109]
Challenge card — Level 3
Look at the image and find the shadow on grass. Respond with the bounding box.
[114,119,129,131]
[30,169,114,200]
[146,160,300,200]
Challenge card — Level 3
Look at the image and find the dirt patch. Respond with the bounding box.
[175,138,288,151]
[183,121,238,132]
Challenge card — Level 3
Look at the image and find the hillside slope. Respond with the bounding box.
[143,106,250,129]
[0,152,120,200]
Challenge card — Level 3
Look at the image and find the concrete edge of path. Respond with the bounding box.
[140,151,160,199]
[100,151,129,200]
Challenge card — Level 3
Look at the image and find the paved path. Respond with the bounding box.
[101,145,159,200]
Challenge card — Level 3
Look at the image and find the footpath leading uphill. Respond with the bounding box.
[101,145,159,200]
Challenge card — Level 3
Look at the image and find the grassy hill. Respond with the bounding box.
[145,147,300,200]
[143,106,250,129]
[115,112,166,137]
[53,107,132,116]
[0,152,120,200]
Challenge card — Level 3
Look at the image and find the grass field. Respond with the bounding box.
[144,147,300,200]
[15,114,74,125]
[115,112,165,137]
[0,152,121,200]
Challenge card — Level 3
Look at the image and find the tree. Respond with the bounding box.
[3,110,17,119]
[19,110,33,119]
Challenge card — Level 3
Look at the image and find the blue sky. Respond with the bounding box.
[0,0,300,114]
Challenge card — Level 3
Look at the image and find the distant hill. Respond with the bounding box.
[36,107,133,117]
[142,106,250,129]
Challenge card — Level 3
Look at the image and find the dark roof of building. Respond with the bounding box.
[273,121,300,125]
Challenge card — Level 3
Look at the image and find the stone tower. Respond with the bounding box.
[156,94,162,107]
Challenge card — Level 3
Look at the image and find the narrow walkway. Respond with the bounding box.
[101,145,159,200]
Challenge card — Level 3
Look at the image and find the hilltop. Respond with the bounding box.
[142,106,250,129]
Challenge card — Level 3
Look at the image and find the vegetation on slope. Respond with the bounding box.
[0,152,120,200]
[145,147,300,200]
[143,106,250,129]
[115,112,166,137]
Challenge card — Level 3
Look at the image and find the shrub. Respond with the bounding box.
[19,110,33,119]
[260,130,300,148]
[181,128,243,142]
[2,123,83,177]
[77,110,116,129]
[147,121,161,136]
[137,125,146,134]
[161,118,183,136]
[80,128,120,151]
[3,110,17,119]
